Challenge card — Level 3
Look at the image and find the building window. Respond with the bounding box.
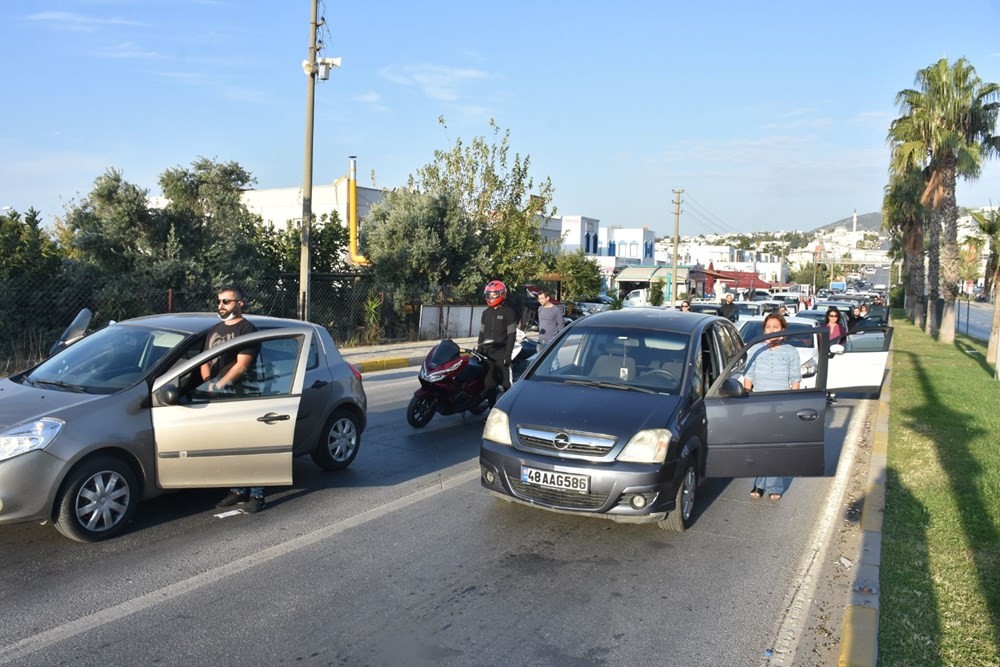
[630,241,638,258]
[609,240,616,256]
[584,232,591,254]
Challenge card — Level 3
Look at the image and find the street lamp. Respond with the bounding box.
[299,1,341,322]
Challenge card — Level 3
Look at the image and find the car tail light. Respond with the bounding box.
[347,363,362,382]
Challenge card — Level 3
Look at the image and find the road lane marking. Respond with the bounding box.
[0,467,480,665]
[762,400,874,666]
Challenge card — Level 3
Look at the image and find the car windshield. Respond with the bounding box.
[527,325,689,394]
[22,324,189,394]
[738,321,816,348]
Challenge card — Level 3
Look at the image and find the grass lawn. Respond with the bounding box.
[880,313,1000,666]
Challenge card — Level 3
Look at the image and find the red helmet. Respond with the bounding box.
[484,280,507,307]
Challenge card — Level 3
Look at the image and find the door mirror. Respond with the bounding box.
[829,343,845,356]
[718,377,744,397]
[154,384,180,406]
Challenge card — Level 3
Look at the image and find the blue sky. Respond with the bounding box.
[4,0,1000,237]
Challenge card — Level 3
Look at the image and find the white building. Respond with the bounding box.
[240,178,384,230]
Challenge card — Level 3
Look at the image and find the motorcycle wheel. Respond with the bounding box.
[407,395,437,428]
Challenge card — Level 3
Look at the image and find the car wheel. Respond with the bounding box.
[658,461,697,533]
[53,455,139,543]
[406,395,436,428]
[311,409,362,471]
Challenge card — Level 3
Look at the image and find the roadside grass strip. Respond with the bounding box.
[879,315,1000,666]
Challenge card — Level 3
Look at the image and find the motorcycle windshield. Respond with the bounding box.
[429,340,461,366]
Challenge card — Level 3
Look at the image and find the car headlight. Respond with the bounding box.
[0,418,64,462]
[801,357,817,378]
[617,429,670,463]
[482,408,512,446]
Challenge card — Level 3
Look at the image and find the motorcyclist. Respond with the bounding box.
[477,280,517,408]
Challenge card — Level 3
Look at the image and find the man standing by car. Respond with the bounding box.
[720,293,738,322]
[536,288,564,345]
[478,280,517,408]
[202,286,266,514]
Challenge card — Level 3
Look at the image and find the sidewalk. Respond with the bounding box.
[340,337,479,373]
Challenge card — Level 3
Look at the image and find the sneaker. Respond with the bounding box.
[215,491,249,508]
[243,496,266,514]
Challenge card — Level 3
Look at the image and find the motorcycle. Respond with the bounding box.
[406,331,538,428]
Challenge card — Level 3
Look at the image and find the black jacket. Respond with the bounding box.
[478,305,518,362]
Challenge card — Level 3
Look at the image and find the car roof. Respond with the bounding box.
[118,312,316,335]
[581,307,721,334]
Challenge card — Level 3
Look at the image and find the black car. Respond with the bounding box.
[479,309,890,532]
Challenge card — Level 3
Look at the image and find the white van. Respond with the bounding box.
[622,288,649,307]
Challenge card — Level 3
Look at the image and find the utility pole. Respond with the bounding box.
[671,189,683,306]
[299,0,319,321]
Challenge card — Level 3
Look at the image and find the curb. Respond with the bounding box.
[837,353,891,667]
[350,356,424,373]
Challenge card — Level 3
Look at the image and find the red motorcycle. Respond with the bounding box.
[406,339,491,428]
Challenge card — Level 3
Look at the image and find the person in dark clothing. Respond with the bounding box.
[478,280,517,408]
[203,286,266,514]
[719,293,738,322]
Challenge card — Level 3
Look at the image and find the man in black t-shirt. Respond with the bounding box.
[202,286,267,514]
[720,293,738,322]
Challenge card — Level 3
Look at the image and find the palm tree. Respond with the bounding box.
[969,208,1000,367]
[882,168,927,327]
[888,57,1000,343]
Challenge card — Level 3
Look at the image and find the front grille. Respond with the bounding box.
[516,426,617,457]
[509,479,609,509]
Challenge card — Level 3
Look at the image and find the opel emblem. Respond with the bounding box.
[553,432,571,450]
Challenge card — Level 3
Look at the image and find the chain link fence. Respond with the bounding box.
[0,272,425,376]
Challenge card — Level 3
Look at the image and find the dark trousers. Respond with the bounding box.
[483,349,511,404]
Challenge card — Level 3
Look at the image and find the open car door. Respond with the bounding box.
[150,327,311,489]
[703,328,829,478]
[827,326,892,394]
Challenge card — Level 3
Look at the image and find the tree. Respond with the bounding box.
[408,118,555,290]
[553,249,601,300]
[364,188,486,315]
[648,278,665,307]
[882,167,927,327]
[889,57,1000,343]
[969,208,1000,367]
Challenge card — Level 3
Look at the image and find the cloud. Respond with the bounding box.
[95,41,169,60]
[378,64,488,101]
[353,91,389,113]
[26,11,152,32]
[760,117,834,130]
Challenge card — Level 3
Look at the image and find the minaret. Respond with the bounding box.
[852,209,857,233]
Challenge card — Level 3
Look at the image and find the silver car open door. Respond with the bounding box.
[704,328,828,478]
[827,326,892,394]
[150,327,311,489]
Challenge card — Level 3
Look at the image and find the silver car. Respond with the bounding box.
[0,313,367,542]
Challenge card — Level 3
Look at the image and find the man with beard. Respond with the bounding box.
[201,285,266,513]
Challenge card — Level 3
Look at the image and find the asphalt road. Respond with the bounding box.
[0,365,873,667]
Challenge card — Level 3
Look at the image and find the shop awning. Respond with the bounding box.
[616,266,680,282]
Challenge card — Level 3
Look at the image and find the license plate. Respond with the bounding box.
[520,466,590,493]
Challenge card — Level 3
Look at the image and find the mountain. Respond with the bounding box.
[814,212,883,234]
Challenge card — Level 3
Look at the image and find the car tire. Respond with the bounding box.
[311,408,361,471]
[53,455,139,543]
[406,395,436,428]
[658,461,697,533]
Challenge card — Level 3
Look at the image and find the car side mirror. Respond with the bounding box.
[828,344,845,357]
[719,377,745,397]
[154,384,180,406]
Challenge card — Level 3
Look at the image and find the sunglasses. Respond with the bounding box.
[218,298,240,305]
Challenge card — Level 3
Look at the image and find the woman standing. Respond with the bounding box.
[743,312,802,501]
[536,289,564,345]
[825,307,844,342]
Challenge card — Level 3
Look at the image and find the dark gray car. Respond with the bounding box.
[480,309,889,531]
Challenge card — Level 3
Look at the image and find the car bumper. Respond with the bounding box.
[0,450,65,524]
[480,440,680,523]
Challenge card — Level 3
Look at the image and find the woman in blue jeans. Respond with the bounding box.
[742,312,802,501]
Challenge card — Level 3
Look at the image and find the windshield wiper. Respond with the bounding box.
[32,378,89,393]
[564,379,656,394]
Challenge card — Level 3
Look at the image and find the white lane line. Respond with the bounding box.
[0,467,481,665]
[763,399,874,667]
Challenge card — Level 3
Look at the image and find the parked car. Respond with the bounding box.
[735,316,820,388]
[0,313,367,542]
[688,303,722,316]
[569,294,614,318]
[479,309,890,532]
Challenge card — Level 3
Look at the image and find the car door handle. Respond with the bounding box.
[257,412,291,423]
[311,380,329,389]
[796,409,819,422]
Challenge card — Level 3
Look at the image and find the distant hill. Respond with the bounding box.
[814,212,883,234]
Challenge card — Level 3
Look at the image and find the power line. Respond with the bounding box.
[684,192,742,235]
